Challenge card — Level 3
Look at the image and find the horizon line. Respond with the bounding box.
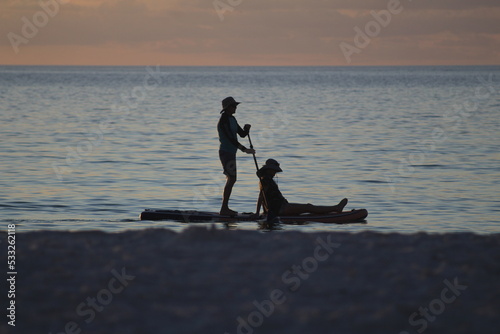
[1,64,499,67]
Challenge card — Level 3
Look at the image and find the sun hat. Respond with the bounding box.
[221,96,241,113]
[260,159,283,173]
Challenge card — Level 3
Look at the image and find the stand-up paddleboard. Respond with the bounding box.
[139,208,368,224]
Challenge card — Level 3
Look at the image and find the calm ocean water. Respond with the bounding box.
[1,65,499,234]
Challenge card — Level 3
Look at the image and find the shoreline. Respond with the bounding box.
[1,227,499,333]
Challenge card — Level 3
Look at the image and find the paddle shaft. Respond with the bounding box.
[247,132,270,217]
[247,133,259,171]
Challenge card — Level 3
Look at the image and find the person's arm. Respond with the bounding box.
[220,114,247,151]
[237,123,251,138]
[255,190,263,216]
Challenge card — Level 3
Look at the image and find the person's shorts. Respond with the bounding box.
[219,150,237,177]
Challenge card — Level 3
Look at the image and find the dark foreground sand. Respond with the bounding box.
[1,226,499,334]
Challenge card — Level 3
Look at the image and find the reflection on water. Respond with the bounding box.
[1,66,499,234]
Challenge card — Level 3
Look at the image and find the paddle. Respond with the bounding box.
[247,132,259,171]
[247,132,273,222]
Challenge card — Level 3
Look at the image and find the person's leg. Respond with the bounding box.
[279,203,313,216]
[219,150,238,215]
[220,175,237,215]
[280,198,348,215]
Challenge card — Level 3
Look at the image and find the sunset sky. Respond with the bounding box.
[1,0,499,66]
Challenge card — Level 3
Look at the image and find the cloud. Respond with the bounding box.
[0,0,499,65]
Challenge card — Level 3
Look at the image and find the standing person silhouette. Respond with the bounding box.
[217,97,255,216]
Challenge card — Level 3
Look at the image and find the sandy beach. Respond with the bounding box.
[2,226,499,334]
